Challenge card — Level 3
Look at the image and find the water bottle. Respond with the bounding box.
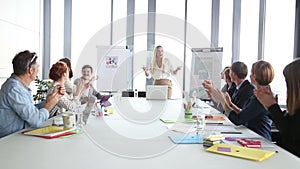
[196,110,205,135]
[74,100,84,129]
[192,90,197,103]
[96,102,103,117]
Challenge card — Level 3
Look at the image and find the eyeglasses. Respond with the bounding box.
[28,54,38,68]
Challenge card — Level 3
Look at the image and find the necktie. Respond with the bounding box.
[231,89,238,101]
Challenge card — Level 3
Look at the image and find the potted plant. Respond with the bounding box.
[33,77,51,104]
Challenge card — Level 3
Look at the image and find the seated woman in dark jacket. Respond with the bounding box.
[254,58,300,157]
[222,60,274,141]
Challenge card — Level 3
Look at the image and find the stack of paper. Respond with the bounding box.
[237,139,262,148]
[203,134,225,147]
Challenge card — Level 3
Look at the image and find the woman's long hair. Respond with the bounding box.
[150,45,165,73]
[283,58,300,115]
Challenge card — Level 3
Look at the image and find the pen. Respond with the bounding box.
[220,131,242,134]
[205,122,224,125]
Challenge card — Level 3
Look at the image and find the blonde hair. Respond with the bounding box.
[150,45,166,73]
[252,60,274,86]
[283,58,300,115]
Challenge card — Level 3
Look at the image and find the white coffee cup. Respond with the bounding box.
[62,114,74,128]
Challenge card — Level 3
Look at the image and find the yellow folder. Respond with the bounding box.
[206,144,275,161]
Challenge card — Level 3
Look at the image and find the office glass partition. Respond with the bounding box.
[264,0,295,105]
[219,0,233,68]
[239,0,259,71]
[132,0,148,91]
[50,0,64,65]
[72,0,111,68]
[112,0,127,46]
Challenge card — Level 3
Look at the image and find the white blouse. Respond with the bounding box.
[47,81,79,117]
[148,58,175,80]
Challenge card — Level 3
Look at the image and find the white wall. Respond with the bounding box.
[0,0,42,87]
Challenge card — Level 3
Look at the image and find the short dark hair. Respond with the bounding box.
[82,65,93,73]
[59,58,73,78]
[12,50,38,76]
[231,61,248,79]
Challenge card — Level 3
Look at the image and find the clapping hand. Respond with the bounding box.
[173,66,182,74]
[44,85,64,111]
[90,75,98,82]
[142,66,149,76]
[57,85,66,96]
[75,79,89,96]
[202,80,214,92]
[254,86,277,109]
[142,66,147,72]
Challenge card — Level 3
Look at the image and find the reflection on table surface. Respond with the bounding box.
[0,93,299,169]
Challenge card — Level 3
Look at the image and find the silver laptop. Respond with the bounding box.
[146,85,168,100]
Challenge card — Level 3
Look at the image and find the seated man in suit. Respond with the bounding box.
[203,61,254,110]
[206,66,236,112]
[227,61,254,108]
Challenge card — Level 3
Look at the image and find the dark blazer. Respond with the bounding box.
[231,80,254,108]
[228,80,273,140]
[227,82,236,97]
[229,95,272,141]
[221,82,236,97]
[269,104,300,157]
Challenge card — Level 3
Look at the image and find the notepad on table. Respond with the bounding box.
[206,144,275,161]
[23,126,76,139]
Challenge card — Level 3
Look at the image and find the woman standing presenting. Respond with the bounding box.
[143,45,181,99]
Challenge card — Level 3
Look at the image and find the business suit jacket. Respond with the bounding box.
[231,80,254,108]
[227,82,236,97]
[229,95,272,141]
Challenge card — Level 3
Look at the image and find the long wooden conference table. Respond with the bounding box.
[0,93,299,169]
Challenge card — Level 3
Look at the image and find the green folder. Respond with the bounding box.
[160,118,196,123]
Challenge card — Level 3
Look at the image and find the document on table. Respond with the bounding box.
[166,123,196,134]
[205,125,237,131]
